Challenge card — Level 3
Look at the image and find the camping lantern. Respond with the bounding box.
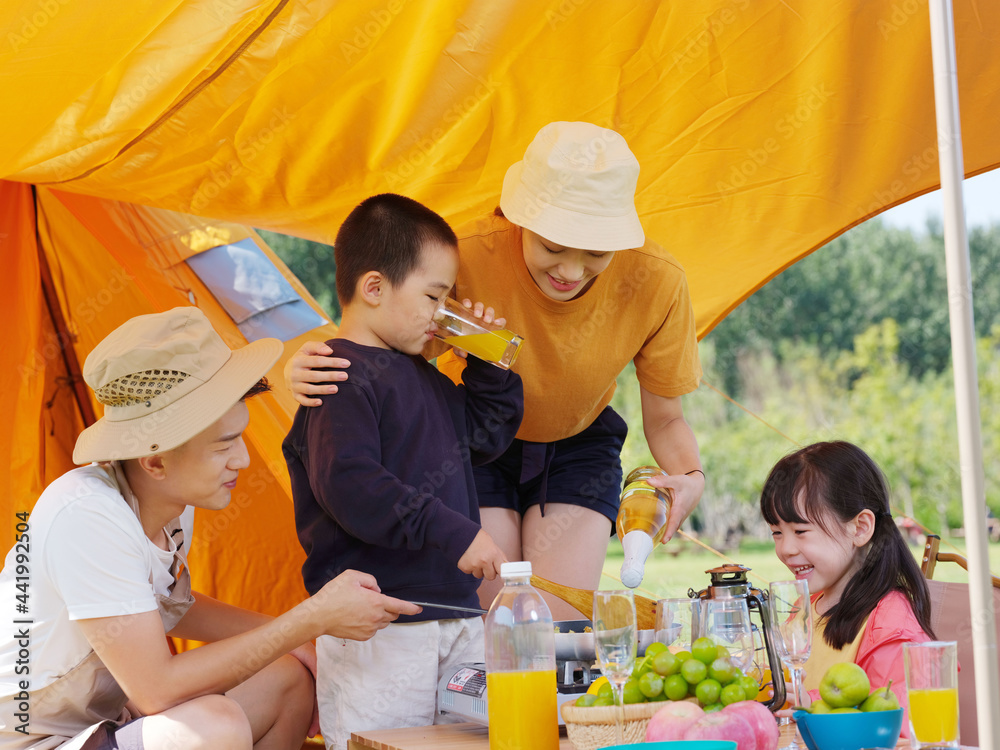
[688,564,786,712]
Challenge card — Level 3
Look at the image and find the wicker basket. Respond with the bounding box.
[559,700,661,750]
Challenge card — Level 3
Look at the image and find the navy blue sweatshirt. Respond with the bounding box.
[283,339,523,622]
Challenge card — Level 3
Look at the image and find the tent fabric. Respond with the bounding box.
[1,0,1000,631]
[0,180,338,648]
[2,1,998,337]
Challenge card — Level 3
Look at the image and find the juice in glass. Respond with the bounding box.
[908,687,959,744]
[486,669,559,750]
[442,330,522,367]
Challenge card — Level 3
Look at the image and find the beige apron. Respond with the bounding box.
[1,465,195,750]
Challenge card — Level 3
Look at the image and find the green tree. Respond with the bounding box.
[258,229,340,322]
[708,220,1000,399]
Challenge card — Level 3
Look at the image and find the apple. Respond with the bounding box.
[861,682,901,712]
[818,662,870,708]
[683,711,758,750]
[722,700,780,750]
[645,700,705,741]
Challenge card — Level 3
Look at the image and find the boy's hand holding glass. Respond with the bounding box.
[434,297,523,369]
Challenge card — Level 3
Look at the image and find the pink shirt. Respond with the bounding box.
[807,590,932,737]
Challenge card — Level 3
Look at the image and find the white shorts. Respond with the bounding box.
[316,617,484,749]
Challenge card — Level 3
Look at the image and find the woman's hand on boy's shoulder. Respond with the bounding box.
[285,340,352,406]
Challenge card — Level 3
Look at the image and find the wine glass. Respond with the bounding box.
[697,598,755,673]
[769,580,813,750]
[593,590,637,746]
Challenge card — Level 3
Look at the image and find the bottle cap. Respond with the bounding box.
[620,530,655,588]
[500,561,532,577]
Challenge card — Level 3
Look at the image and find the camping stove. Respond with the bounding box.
[437,619,655,726]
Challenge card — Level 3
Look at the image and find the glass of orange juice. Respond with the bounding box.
[433,298,523,369]
[904,641,959,748]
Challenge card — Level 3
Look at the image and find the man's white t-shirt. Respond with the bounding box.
[0,464,192,697]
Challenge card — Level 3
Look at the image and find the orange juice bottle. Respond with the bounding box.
[486,670,558,749]
[484,562,559,750]
[617,466,672,588]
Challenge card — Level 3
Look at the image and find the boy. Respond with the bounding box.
[282,194,523,748]
[0,307,419,750]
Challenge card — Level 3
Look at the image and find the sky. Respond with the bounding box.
[878,168,1000,232]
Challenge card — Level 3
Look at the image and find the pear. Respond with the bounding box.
[819,662,871,708]
[809,699,833,714]
[860,681,901,712]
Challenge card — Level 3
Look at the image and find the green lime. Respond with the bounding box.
[695,678,722,706]
[680,658,708,685]
[592,695,614,707]
[649,691,669,702]
[622,678,645,704]
[674,650,693,663]
[597,681,614,700]
[644,641,669,659]
[576,693,598,707]
[691,637,719,665]
[737,675,760,700]
[638,671,664,698]
[652,650,680,677]
[704,701,725,712]
[716,645,731,661]
[720,683,747,706]
[708,657,738,685]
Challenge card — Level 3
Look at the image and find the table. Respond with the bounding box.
[348,723,570,749]
[346,720,868,750]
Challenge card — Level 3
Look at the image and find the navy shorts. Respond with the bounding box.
[86,718,145,750]
[473,406,628,527]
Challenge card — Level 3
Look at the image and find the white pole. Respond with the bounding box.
[928,1,1000,747]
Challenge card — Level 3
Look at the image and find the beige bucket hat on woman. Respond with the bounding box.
[500,121,645,252]
[73,306,282,464]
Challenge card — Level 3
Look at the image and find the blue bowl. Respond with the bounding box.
[792,708,904,750]
[600,743,737,750]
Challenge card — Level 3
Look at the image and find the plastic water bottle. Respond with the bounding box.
[484,561,559,750]
[617,466,672,588]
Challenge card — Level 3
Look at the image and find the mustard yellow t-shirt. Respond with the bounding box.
[437,214,702,444]
[802,595,869,694]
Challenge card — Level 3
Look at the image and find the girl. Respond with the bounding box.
[286,121,705,618]
[760,441,935,733]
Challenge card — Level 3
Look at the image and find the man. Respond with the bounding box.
[0,307,419,750]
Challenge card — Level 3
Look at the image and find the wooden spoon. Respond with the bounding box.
[530,575,658,630]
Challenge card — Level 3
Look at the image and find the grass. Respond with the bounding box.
[598,536,1000,599]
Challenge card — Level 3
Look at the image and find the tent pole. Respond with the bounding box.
[928,1,1000,746]
[31,187,97,427]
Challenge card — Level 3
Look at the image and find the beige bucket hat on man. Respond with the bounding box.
[73,306,282,464]
[500,121,645,252]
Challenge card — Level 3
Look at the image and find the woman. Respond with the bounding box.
[287,122,705,618]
